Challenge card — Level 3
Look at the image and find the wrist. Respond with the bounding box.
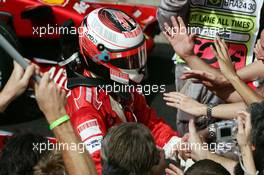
[182,54,197,61]
[240,144,251,151]
[217,75,230,86]
[45,108,67,125]
[0,92,13,112]
[226,74,240,82]
[53,121,75,142]
[199,105,207,116]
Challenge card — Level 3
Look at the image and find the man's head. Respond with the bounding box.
[249,101,264,173]
[101,123,166,175]
[185,159,230,175]
[79,8,147,84]
[33,150,66,175]
[0,133,48,175]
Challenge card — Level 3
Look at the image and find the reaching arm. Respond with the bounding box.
[164,92,247,119]
[163,16,223,77]
[52,122,98,175]
[0,61,36,112]
[236,60,264,82]
[35,72,97,175]
[212,37,263,105]
[164,17,264,103]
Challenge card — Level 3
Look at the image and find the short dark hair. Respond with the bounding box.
[33,150,66,175]
[0,133,48,175]
[101,123,159,175]
[249,101,264,146]
[185,159,230,175]
[249,101,264,173]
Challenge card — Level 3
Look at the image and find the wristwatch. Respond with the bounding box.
[206,103,217,120]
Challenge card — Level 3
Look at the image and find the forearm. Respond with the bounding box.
[212,87,243,103]
[240,146,257,175]
[53,122,97,175]
[236,61,264,82]
[228,76,263,105]
[184,55,223,77]
[211,102,247,119]
[0,91,14,112]
[211,61,264,102]
[198,102,246,119]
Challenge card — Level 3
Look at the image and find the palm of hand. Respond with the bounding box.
[171,33,194,58]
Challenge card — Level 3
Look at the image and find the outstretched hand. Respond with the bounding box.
[2,61,38,99]
[180,70,228,89]
[0,61,39,112]
[211,37,237,80]
[163,92,206,117]
[163,16,195,59]
[35,72,67,124]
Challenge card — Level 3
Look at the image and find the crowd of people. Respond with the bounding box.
[0,1,264,175]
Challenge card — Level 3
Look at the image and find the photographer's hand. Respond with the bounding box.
[188,119,208,161]
[189,119,237,174]
[236,111,251,148]
[236,111,257,175]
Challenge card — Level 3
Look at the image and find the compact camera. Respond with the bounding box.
[208,120,237,142]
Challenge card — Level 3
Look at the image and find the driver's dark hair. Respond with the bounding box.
[101,123,159,175]
[0,133,49,175]
[185,159,230,175]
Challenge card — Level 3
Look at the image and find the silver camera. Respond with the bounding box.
[208,120,237,142]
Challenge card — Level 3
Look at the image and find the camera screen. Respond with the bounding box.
[220,128,231,137]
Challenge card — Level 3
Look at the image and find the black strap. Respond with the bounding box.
[67,77,107,89]
[67,77,132,100]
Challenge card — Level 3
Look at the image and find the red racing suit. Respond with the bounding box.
[65,72,181,175]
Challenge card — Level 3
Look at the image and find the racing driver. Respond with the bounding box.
[64,8,181,174]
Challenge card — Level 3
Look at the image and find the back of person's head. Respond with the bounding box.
[101,123,160,175]
[185,159,230,175]
[33,150,66,175]
[249,102,264,173]
[0,133,48,175]
[249,101,264,146]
